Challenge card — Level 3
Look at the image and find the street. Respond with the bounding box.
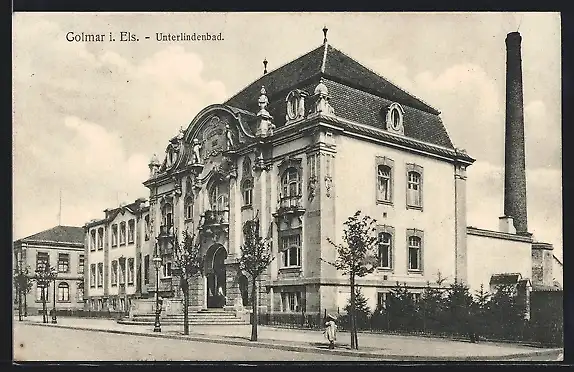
[13,323,375,361]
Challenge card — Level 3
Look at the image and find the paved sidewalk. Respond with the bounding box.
[14,316,562,361]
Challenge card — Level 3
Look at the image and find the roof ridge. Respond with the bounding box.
[224,44,325,104]
[326,44,441,115]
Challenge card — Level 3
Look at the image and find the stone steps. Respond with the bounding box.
[121,309,249,326]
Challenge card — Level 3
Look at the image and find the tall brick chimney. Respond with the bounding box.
[503,31,528,235]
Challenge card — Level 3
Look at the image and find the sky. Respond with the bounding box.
[12,12,562,260]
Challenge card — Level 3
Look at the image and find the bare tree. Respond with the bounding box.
[239,214,274,341]
[325,210,378,350]
[173,230,204,335]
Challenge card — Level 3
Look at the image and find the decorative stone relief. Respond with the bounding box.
[325,176,333,198]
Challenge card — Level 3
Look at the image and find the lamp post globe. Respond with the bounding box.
[153,254,163,333]
[50,268,58,324]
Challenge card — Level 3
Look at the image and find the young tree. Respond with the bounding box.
[418,281,446,334]
[387,282,416,331]
[14,266,34,321]
[239,215,274,341]
[445,281,476,342]
[35,262,57,323]
[326,210,378,350]
[472,284,491,339]
[173,230,204,335]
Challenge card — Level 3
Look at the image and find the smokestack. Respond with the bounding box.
[503,31,528,235]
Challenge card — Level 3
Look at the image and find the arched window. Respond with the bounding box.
[408,236,422,271]
[184,196,194,220]
[162,203,173,228]
[242,179,253,207]
[209,182,229,212]
[378,232,392,269]
[377,165,392,202]
[281,167,301,203]
[407,171,422,207]
[58,282,70,302]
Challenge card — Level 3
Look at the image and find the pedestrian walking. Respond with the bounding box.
[324,314,338,349]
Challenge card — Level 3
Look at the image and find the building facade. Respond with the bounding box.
[141,39,477,316]
[84,198,152,312]
[13,225,85,313]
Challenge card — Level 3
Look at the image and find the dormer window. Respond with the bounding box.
[385,102,405,134]
[285,90,308,122]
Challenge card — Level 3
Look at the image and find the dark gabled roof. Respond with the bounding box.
[325,80,454,148]
[224,43,454,149]
[322,46,439,115]
[16,225,84,245]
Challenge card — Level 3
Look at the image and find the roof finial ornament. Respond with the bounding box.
[263,58,268,74]
[323,25,328,44]
[258,85,269,113]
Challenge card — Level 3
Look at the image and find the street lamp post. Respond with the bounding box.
[51,268,58,324]
[153,243,163,333]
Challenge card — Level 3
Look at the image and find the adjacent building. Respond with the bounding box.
[83,198,152,313]
[13,225,85,313]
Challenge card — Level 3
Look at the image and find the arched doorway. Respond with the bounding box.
[205,244,227,308]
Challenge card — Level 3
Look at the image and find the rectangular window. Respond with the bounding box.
[112,225,118,247]
[77,282,84,302]
[144,255,150,285]
[119,260,126,285]
[376,157,394,204]
[97,228,104,250]
[36,252,49,271]
[378,232,392,269]
[58,253,70,273]
[90,230,97,251]
[128,220,135,244]
[408,235,422,271]
[119,222,126,245]
[280,234,301,268]
[111,261,118,286]
[281,292,301,312]
[78,254,84,274]
[58,283,70,302]
[36,285,43,302]
[406,164,424,209]
[377,292,388,309]
[97,263,103,288]
[163,262,172,278]
[128,258,134,285]
[90,264,96,288]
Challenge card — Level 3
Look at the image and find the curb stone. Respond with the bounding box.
[19,322,561,361]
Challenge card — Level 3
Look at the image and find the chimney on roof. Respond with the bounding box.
[323,26,328,44]
[263,58,268,75]
[503,31,529,235]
